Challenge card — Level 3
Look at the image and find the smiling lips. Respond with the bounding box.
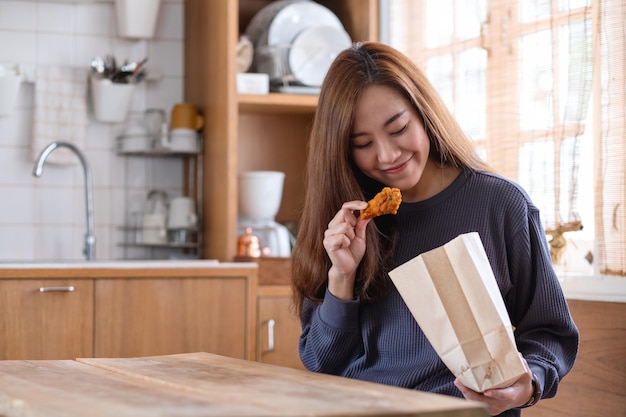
[384,158,410,174]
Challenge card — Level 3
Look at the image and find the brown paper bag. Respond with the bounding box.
[388,232,526,392]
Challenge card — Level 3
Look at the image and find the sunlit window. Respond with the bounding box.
[381,0,625,278]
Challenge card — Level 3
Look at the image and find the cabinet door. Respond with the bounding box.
[257,287,304,369]
[0,279,94,360]
[94,277,248,359]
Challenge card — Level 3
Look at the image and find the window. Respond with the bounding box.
[381,0,625,280]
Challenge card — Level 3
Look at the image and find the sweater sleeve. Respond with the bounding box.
[298,288,364,374]
[505,205,580,400]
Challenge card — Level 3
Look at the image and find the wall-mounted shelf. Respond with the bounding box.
[115,134,201,156]
[116,134,203,260]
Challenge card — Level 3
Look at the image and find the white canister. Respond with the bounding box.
[115,0,162,39]
[90,77,134,123]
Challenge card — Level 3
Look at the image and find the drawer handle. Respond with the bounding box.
[267,319,275,353]
[39,286,75,292]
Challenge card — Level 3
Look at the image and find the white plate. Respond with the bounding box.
[288,25,352,87]
[244,0,302,47]
[267,1,344,46]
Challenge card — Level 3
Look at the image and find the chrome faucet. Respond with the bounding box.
[33,141,96,261]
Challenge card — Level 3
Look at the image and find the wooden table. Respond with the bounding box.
[0,352,488,417]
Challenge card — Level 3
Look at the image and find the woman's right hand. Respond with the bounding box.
[323,201,370,300]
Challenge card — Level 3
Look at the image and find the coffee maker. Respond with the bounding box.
[238,171,292,257]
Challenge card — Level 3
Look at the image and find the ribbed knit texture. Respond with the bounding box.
[299,170,579,417]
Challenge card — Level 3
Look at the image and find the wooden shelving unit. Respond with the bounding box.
[185,0,379,262]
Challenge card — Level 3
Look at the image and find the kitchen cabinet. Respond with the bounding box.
[94,277,248,358]
[244,256,304,369]
[258,286,303,369]
[0,262,258,361]
[0,279,94,360]
[523,300,626,417]
[185,0,379,261]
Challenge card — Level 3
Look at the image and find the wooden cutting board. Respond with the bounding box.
[0,352,489,417]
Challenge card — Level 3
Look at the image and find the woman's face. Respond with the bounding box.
[350,85,431,202]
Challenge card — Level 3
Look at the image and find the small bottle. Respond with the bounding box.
[237,227,261,258]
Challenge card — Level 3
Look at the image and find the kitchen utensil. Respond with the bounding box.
[237,227,262,257]
[89,56,106,77]
[111,57,148,83]
[238,171,292,256]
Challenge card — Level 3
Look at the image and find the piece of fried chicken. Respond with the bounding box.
[360,187,402,220]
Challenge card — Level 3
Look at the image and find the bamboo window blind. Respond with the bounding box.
[382,0,624,277]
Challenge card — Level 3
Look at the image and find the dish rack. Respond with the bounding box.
[253,44,320,94]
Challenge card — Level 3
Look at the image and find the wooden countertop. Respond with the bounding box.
[0,260,258,279]
[0,352,488,417]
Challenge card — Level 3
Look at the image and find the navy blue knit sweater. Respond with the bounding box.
[298,170,579,417]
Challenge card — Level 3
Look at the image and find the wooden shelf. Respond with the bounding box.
[238,93,318,114]
[186,0,379,261]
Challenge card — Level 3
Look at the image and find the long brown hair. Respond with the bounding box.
[291,42,487,319]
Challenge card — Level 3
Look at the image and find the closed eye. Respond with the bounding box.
[352,141,372,150]
[391,123,409,136]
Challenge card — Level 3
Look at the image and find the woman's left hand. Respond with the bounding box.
[453,355,536,416]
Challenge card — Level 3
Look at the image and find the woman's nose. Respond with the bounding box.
[376,140,400,163]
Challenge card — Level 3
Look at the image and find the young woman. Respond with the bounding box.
[291,42,578,417]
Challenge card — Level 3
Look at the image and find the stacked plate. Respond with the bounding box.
[245,0,352,91]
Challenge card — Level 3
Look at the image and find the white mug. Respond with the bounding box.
[142,213,167,244]
[168,197,198,229]
[162,128,198,153]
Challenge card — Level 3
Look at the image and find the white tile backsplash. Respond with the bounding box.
[0,0,187,261]
[0,31,37,63]
[0,1,37,32]
[37,3,76,34]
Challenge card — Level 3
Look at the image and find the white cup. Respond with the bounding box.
[163,128,198,153]
[142,213,167,244]
[167,197,198,230]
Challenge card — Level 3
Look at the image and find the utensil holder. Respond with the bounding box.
[0,73,22,116]
[115,0,162,39]
[90,77,134,123]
